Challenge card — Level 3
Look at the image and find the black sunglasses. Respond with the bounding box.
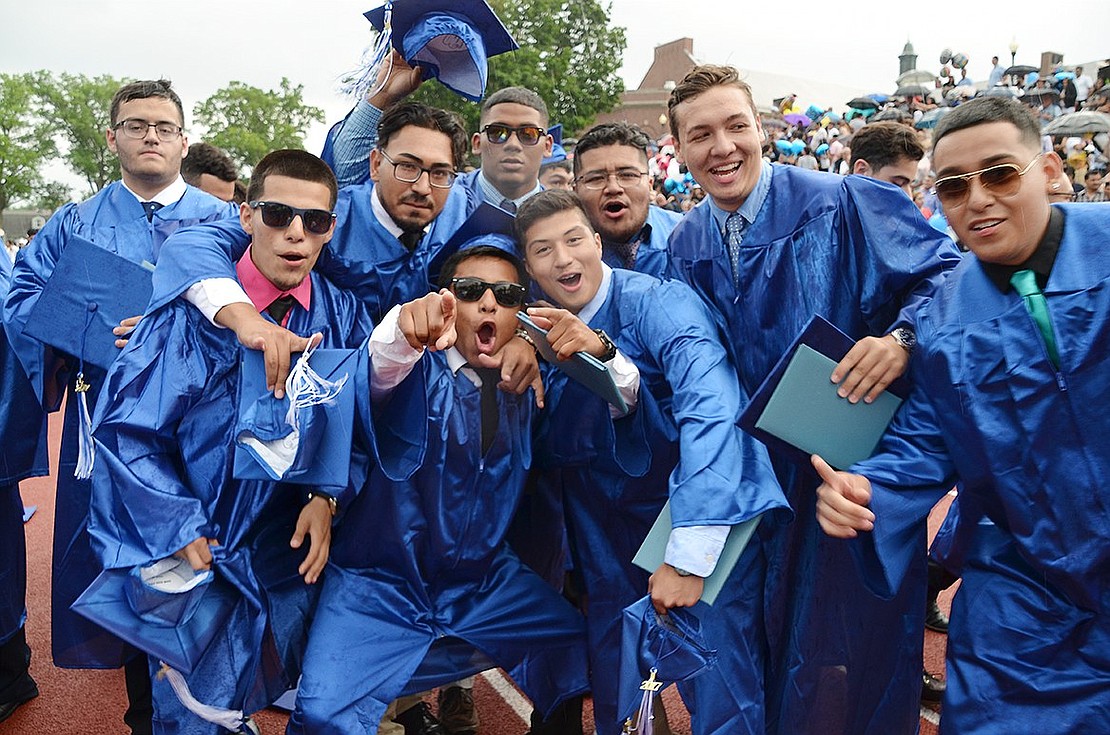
[481,124,546,147]
[450,277,527,307]
[249,201,336,235]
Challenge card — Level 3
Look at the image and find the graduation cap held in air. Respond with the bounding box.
[364,0,519,102]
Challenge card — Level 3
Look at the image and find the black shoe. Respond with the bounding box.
[525,696,584,735]
[394,701,450,735]
[921,670,946,704]
[925,599,950,634]
[0,684,39,724]
[437,686,478,735]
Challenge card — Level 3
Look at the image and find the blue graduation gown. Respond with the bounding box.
[666,165,961,735]
[533,269,786,735]
[149,182,473,324]
[90,271,371,733]
[1,182,236,669]
[600,205,682,279]
[288,354,589,735]
[853,203,1110,734]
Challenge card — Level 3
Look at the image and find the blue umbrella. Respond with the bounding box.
[915,107,949,130]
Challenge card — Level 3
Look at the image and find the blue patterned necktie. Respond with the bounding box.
[725,212,745,286]
[1010,268,1059,368]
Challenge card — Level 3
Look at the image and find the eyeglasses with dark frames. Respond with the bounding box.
[249,201,336,235]
[450,277,527,307]
[113,119,183,141]
[480,124,546,147]
[378,149,457,189]
[575,169,649,190]
[934,154,1043,207]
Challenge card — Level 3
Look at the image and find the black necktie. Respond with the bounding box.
[399,230,423,251]
[142,201,164,222]
[499,198,517,214]
[473,367,501,454]
[266,295,296,325]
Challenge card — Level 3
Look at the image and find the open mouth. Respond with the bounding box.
[476,322,497,353]
[279,253,307,264]
[970,219,1003,233]
[709,161,742,179]
[602,201,628,218]
[556,273,582,290]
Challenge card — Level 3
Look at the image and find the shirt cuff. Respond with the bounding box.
[607,350,640,418]
[664,524,731,577]
[368,304,424,401]
[184,279,251,327]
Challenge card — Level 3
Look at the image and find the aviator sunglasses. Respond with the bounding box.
[480,124,546,146]
[933,154,1042,207]
[249,201,336,235]
[450,277,527,307]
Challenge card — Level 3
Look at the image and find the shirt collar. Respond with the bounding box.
[576,262,613,326]
[981,207,1065,293]
[477,170,543,208]
[121,175,188,207]
[235,245,312,315]
[708,159,773,234]
[371,185,427,241]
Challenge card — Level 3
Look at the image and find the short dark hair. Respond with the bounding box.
[110,79,184,127]
[572,122,652,176]
[514,189,591,246]
[482,87,549,125]
[933,97,1042,151]
[438,244,528,288]
[246,149,338,209]
[849,121,925,169]
[377,102,469,171]
[540,159,572,176]
[668,65,759,140]
[1086,168,1104,180]
[181,143,239,186]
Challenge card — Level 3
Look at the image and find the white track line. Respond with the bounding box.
[480,669,532,724]
[920,706,941,726]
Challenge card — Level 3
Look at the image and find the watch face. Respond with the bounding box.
[894,328,916,349]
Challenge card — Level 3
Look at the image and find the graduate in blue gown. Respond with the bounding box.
[515,191,788,734]
[815,98,1110,734]
[1,82,236,690]
[0,253,46,722]
[90,151,373,734]
[570,122,684,280]
[664,66,961,734]
[288,245,590,735]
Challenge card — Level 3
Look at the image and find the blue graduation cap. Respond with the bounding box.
[71,558,238,675]
[234,347,359,488]
[617,596,717,725]
[364,0,519,102]
[543,124,567,165]
[24,235,154,372]
[427,201,517,286]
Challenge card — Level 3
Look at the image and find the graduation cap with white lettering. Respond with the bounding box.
[363,0,519,102]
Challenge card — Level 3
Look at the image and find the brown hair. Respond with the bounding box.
[667,65,758,139]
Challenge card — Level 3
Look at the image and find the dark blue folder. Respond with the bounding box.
[739,315,909,470]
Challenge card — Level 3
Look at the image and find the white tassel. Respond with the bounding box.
[74,373,95,480]
[159,663,250,732]
[337,1,395,102]
[623,668,660,734]
[284,342,349,433]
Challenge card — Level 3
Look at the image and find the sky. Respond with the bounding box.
[1,0,1107,189]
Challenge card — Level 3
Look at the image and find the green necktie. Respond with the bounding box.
[1010,269,1059,368]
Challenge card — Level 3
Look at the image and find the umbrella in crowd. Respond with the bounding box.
[872,108,913,123]
[983,86,1022,98]
[1003,64,1038,77]
[915,107,949,130]
[894,84,930,98]
[1043,111,1110,136]
[897,69,937,85]
[784,112,812,127]
[945,86,976,101]
[1023,88,1060,104]
[847,96,879,110]
[1054,71,1077,81]
[762,118,789,130]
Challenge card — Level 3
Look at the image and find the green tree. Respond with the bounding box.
[33,181,75,211]
[0,71,58,212]
[194,78,325,173]
[37,72,128,195]
[409,0,626,136]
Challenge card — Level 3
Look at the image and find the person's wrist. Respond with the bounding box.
[307,491,338,517]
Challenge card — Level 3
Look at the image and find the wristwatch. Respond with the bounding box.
[307,491,339,517]
[671,566,694,577]
[592,329,618,362]
[890,327,916,354]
